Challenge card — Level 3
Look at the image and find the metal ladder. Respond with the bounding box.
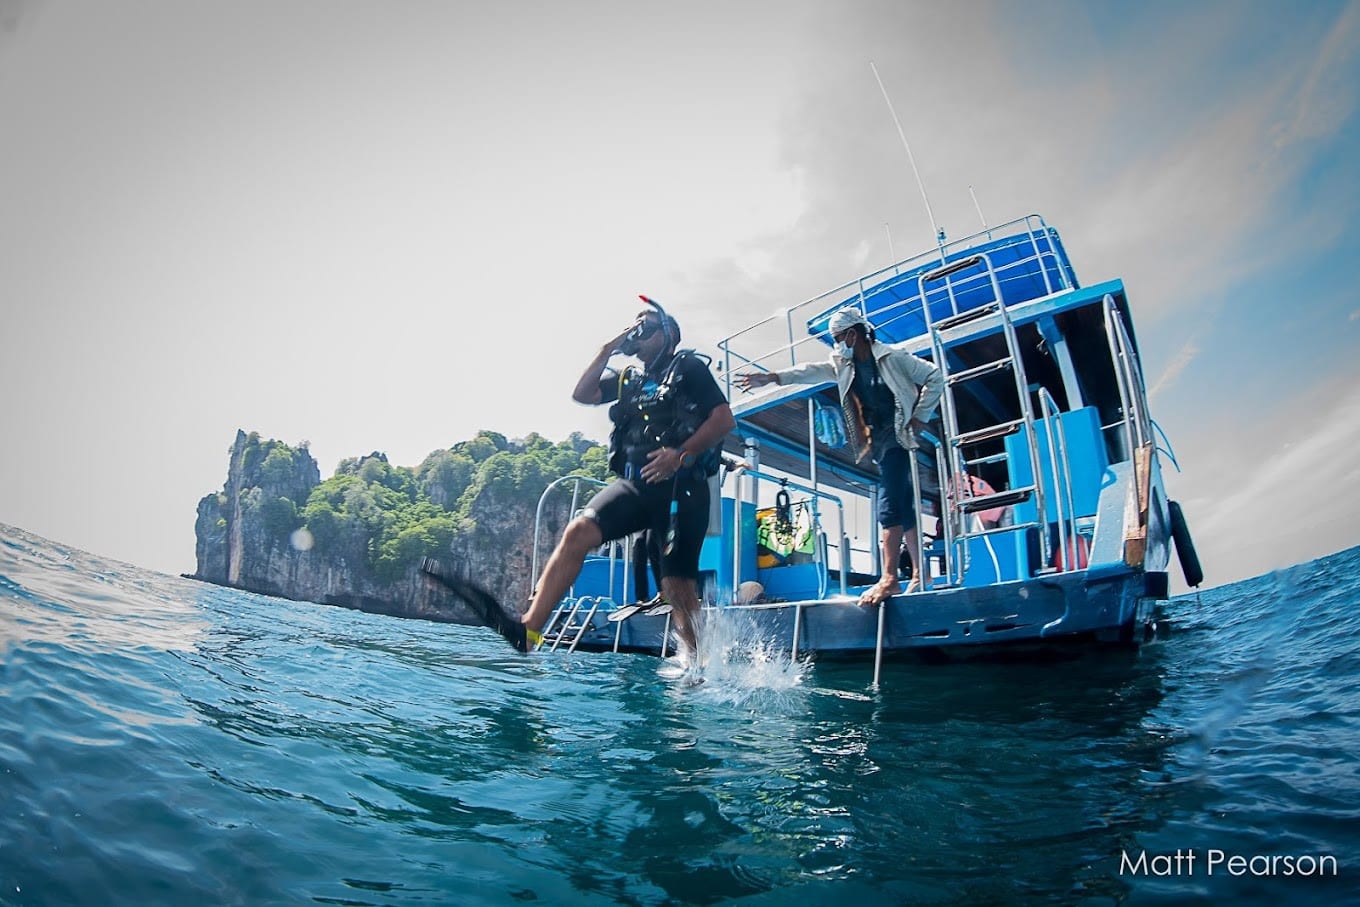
[927,287,1052,583]
[540,595,609,653]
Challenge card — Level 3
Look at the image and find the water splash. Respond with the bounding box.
[677,608,813,709]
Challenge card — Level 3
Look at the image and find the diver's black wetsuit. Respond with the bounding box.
[583,351,726,579]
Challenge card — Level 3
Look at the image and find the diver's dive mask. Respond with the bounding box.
[617,319,661,356]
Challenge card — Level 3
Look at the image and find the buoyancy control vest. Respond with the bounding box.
[607,350,721,478]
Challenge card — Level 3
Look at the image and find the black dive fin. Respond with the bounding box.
[420,557,530,653]
[606,594,672,623]
[607,603,645,623]
[639,594,673,617]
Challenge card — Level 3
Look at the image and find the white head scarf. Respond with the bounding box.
[827,307,871,338]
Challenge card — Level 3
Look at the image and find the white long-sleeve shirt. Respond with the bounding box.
[772,341,944,462]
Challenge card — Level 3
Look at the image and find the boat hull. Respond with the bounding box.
[545,568,1163,658]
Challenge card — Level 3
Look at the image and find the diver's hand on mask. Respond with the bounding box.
[607,324,638,355]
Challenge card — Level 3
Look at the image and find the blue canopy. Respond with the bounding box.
[807,225,1079,345]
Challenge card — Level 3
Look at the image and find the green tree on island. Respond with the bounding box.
[294,430,609,581]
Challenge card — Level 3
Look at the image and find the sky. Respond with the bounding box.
[1,0,1357,589]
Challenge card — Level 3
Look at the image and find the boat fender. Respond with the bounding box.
[736,580,765,604]
[1168,500,1203,588]
[1051,533,1090,571]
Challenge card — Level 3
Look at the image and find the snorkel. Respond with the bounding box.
[618,294,678,372]
[637,294,675,345]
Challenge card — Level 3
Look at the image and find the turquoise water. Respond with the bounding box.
[2,523,1357,905]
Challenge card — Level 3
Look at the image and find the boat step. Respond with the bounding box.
[958,487,1033,513]
[924,254,985,284]
[947,357,1014,385]
[932,300,999,333]
[552,622,591,635]
[954,419,1024,446]
[954,520,1042,539]
[964,452,1010,467]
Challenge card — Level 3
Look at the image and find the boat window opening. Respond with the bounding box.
[1054,304,1131,465]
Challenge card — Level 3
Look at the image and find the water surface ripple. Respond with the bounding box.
[2,524,1357,905]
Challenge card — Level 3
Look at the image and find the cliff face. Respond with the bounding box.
[449,470,570,610]
[193,429,591,624]
[195,429,327,595]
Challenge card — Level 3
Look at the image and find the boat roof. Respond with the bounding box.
[714,214,1139,493]
[714,216,1085,383]
[805,217,1080,345]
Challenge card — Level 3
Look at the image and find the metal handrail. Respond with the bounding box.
[997,295,1051,570]
[530,474,610,585]
[530,475,631,609]
[1023,217,1058,297]
[720,333,839,400]
[905,431,948,591]
[1037,388,1077,573]
[1101,293,1150,459]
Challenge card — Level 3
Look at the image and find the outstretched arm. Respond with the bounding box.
[735,359,837,391]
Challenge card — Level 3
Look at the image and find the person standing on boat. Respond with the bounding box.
[736,306,943,604]
[519,300,735,660]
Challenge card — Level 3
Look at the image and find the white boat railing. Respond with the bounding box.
[1101,292,1151,462]
[718,214,1073,401]
[1037,388,1078,573]
[531,474,617,598]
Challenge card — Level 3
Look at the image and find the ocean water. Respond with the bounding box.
[1,523,1357,906]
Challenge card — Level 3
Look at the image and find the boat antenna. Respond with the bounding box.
[969,184,989,233]
[885,222,900,274]
[870,60,944,255]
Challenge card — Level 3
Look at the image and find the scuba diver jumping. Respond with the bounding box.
[427,297,734,661]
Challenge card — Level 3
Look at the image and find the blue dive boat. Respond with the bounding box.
[537,215,1202,674]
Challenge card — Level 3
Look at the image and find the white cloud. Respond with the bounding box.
[1274,1,1360,150]
[1148,337,1201,402]
[1187,378,1360,584]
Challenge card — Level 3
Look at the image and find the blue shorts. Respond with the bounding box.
[875,444,917,532]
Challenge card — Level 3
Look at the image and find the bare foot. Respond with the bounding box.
[858,578,902,607]
[904,576,922,594]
